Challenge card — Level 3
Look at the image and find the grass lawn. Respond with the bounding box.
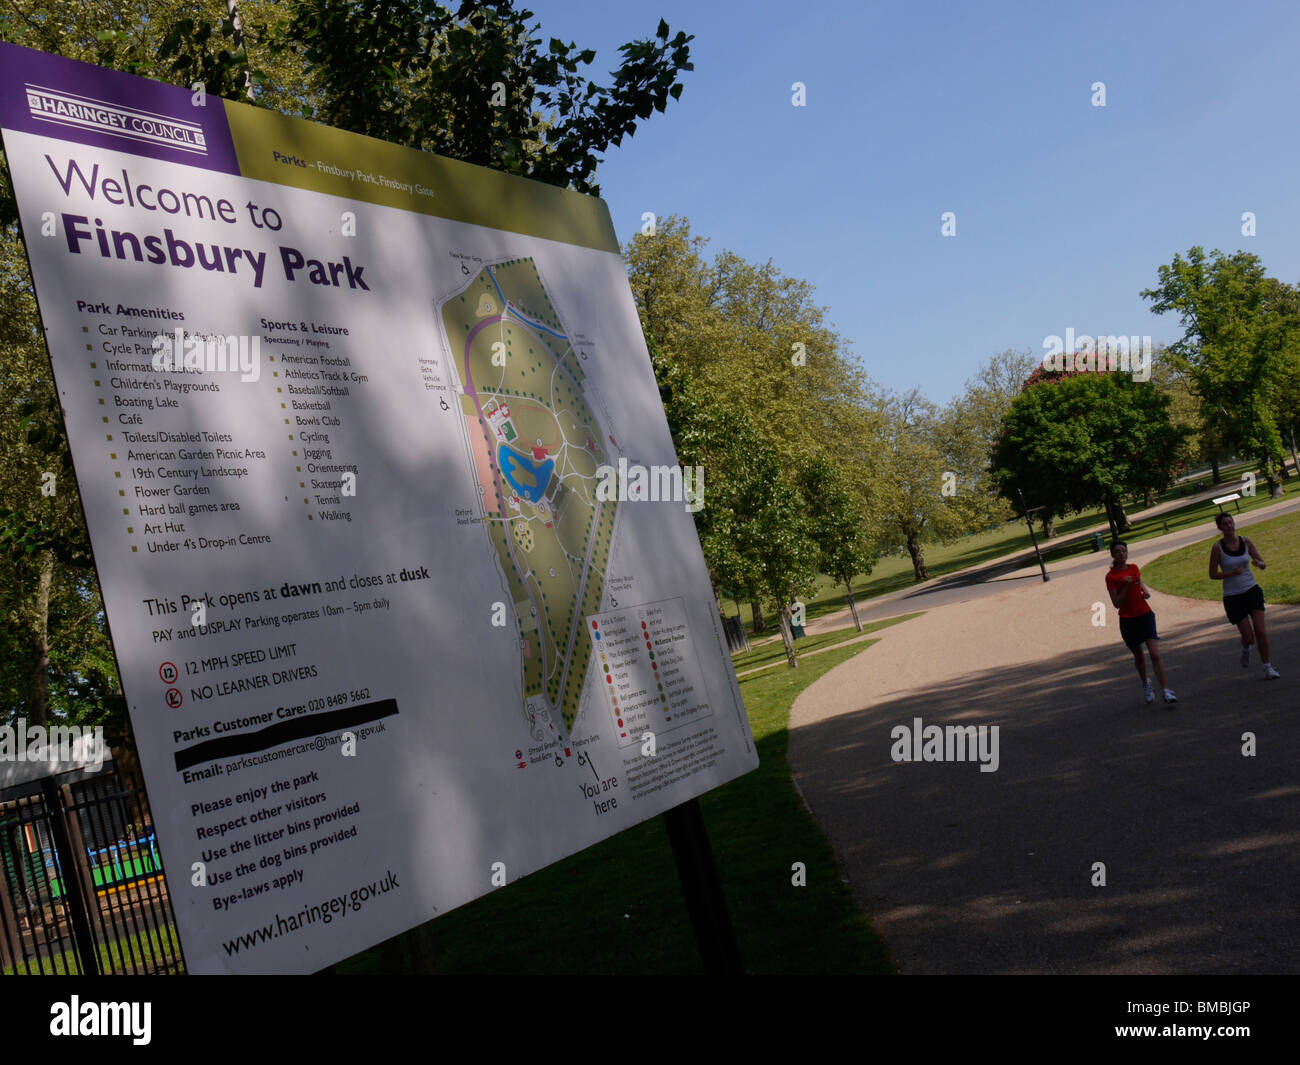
[339,634,906,974]
[721,460,1299,636]
[3,922,183,975]
[722,507,1111,631]
[1143,510,1300,603]
[1036,479,1300,570]
[731,613,925,675]
[717,465,1300,631]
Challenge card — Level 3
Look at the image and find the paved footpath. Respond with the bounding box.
[788,506,1300,973]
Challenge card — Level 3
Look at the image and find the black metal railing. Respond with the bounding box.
[0,765,184,975]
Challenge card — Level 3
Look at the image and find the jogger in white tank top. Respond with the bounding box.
[1209,513,1279,679]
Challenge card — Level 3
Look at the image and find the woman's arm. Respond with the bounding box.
[1209,542,1226,581]
[1245,537,1267,569]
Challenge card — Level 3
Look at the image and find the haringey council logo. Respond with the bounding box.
[25,83,207,156]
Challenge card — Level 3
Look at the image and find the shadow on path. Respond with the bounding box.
[790,604,1299,974]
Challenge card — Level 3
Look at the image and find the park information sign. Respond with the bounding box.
[0,42,757,973]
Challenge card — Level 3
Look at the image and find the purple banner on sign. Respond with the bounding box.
[0,41,239,174]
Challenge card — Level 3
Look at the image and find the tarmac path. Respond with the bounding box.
[787,505,1300,973]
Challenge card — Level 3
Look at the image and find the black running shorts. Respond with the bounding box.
[1224,584,1265,625]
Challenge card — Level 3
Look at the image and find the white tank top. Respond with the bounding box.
[1220,538,1258,596]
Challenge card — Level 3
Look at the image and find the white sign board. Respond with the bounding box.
[0,43,757,973]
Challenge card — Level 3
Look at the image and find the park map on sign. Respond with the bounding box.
[441,259,616,736]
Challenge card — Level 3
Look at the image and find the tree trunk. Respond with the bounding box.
[750,598,765,635]
[1041,515,1056,539]
[29,550,53,728]
[1210,452,1222,485]
[1116,502,1131,533]
[1290,426,1300,479]
[844,580,862,632]
[905,532,930,581]
[1143,487,1155,508]
[777,604,798,669]
[1267,456,1284,497]
[1103,498,1131,537]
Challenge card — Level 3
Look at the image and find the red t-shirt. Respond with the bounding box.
[1105,563,1152,618]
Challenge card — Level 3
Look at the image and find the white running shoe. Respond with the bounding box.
[1163,689,1178,704]
[1241,645,1251,668]
[1263,664,1280,680]
[1143,680,1155,704]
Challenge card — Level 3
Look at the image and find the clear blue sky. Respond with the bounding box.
[529,0,1300,404]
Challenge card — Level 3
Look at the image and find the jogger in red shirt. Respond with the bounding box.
[1105,540,1176,705]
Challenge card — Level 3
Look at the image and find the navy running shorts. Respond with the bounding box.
[1119,611,1158,651]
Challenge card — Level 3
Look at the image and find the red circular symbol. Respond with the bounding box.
[164,688,183,709]
[159,661,178,684]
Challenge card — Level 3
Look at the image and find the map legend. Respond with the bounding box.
[587,597,712,747]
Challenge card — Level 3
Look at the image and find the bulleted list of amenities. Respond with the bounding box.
[0,41,757,973]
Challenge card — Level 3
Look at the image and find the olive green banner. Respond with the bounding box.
[224,100,620,253]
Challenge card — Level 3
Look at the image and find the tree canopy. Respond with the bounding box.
[991,369,1185,537]
[148,0,694,195]
[0,0,697,722]
[1141,247,1300,494]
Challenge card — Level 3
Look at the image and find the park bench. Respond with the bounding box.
[1212,493,1242,514]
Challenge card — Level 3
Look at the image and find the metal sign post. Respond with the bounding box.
[662,798,742,973]
[1016,487,1051,583]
